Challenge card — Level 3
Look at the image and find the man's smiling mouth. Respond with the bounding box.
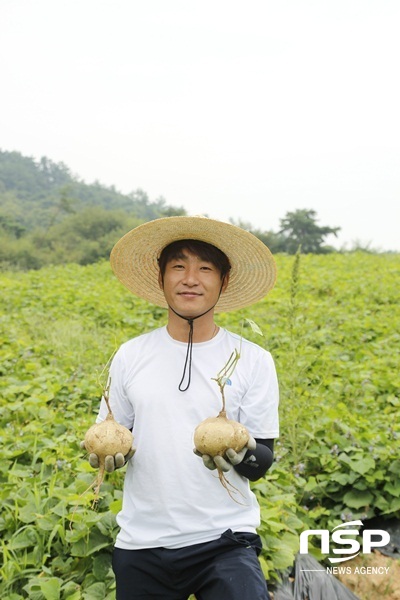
[178,292,202,297]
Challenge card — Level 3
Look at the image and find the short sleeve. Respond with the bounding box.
[238,350,279,439]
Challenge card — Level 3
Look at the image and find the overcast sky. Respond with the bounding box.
[1,0,399,251]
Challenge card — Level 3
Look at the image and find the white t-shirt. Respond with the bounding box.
[97,326,279,550]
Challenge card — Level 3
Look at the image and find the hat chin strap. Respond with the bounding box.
[168,283,224,392]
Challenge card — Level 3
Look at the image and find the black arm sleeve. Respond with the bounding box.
[233,438,275,482]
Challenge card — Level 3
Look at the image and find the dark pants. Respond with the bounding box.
[112,529,271,600]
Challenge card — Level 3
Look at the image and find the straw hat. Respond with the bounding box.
[110,216,277,312]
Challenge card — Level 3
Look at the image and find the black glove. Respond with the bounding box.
[194,435,257,472]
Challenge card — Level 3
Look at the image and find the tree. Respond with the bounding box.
[279,209,340,254]
[229,218,288,253]
[36,207,144,265]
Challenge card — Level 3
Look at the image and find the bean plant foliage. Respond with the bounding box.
[0,253,399,598]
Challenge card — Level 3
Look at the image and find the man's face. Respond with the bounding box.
[159,248,229,317]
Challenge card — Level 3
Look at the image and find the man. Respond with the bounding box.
[85,216,279,599]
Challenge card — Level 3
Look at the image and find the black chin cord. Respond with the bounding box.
[168,305,215,392]
[179,316,194,392]
[166,281,225,392]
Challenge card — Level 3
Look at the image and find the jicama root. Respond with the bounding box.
[83,412,133,501]
[194,410,249,503]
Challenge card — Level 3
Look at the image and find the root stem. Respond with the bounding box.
[217,469,247,505]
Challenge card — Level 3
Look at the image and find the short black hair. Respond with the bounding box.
[158,239,231,282]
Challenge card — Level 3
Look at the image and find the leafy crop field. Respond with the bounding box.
[1,253,399,599]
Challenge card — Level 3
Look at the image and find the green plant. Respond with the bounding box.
[1,252,399,596]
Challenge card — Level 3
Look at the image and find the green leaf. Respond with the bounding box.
[64,591,82,600]
[304,476,318,491]
[389,460,400,474]
[269,542,297,571]
[389,497,400,512]
[82,582,106,600]
[92,553,112,581]
[353,480,367,491]
[40,577,62,600]
[258,555,270,578]
[330,472,351,485]
[70,530,110,557]
[244,318,264,336]
[384,480,400,498]
[350,456,375,475]
[343,490,374,509]
[109,498,122,514]
[375,495,390,511]
[8,528,39,550]
[18,503,40,524]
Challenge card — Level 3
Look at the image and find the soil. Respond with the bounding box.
[269,551,400,600]
[337,551,400,600]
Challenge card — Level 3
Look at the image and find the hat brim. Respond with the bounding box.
[110,216,277,312]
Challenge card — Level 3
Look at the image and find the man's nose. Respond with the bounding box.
[182,267,199,285]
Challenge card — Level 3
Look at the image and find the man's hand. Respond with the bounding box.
[80,441,136,473]
[194,435,257,472]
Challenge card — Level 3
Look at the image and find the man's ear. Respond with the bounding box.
[221,272,230,294]
[158,271,164,290]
